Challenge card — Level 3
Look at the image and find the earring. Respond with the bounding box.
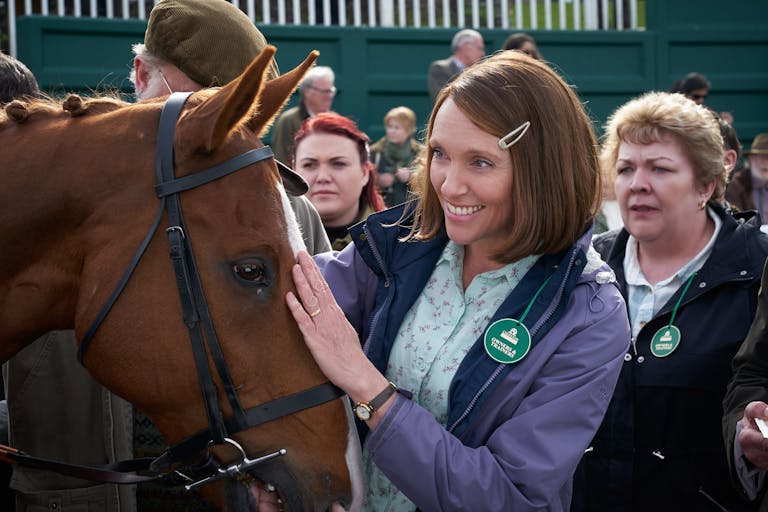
[698,201,706,210]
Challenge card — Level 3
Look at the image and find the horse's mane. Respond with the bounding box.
[0,89,223,128]
[1,92,131,126]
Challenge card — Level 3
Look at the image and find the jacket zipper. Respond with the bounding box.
[361,223,392,355]
[448,248,581,433]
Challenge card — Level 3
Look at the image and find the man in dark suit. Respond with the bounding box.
[427,29,485,102]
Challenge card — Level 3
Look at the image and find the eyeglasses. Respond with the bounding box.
[308,85,337,95]
[689,93,707,101]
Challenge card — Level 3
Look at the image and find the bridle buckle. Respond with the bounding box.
[182,438,286,491]
[166,225,185,239]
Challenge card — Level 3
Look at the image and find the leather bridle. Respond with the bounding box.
[0,92,344,489]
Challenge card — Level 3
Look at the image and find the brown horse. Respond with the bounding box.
[0,47,360,511]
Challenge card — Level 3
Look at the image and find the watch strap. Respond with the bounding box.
[368,381,397,412]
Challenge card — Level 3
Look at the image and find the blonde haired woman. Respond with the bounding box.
[573,92,768,512]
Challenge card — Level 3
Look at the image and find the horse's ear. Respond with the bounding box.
[246,50,320,137]
[180,46,278,153]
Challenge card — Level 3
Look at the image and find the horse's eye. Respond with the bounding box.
[233,262,267,283]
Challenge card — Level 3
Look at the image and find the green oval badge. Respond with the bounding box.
[484,318,531,364]
[650,325,681,358]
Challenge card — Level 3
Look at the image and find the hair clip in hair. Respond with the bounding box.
[498,121,531,149]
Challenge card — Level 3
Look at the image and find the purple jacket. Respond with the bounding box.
[316,206,630,511]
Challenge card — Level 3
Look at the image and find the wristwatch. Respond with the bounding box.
[353,381,397,421]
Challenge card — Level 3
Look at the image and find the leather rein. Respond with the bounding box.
[0,92,344,490]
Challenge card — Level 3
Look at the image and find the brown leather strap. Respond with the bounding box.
[0,443,162,484]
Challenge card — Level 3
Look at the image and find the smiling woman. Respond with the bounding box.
[428,98,517,287]
[280,51,631,511]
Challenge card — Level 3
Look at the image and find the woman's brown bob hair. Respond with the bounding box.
[405,51,601,263]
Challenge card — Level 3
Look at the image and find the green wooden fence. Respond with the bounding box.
[14,0,768,146]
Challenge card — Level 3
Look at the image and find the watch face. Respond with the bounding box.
[355,404,372,421]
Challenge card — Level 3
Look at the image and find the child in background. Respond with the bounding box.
[370,106,423,207]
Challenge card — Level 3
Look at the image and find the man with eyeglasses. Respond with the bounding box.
[270,66,337,164]
[427,29,485,103]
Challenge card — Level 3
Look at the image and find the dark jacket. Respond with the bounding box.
[427,57,461,102]
[4,331,136,512]
[723,258,768,511]
[316,205,629,510]
[573,206,768,512]
[270,101,309,164]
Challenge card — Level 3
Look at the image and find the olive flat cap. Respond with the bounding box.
[145,0,279,87]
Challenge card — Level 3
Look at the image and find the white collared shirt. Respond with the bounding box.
[623,207,722,339]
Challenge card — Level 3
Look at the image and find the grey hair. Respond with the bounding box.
[128,43,167,88]
[299,66,335,94]
[451,29,482,52]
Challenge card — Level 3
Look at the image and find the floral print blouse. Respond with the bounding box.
[363,240,539,511]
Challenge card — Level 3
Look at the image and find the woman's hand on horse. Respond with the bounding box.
[286,251,392,424]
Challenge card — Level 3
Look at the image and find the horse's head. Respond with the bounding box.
[19,48,359,510]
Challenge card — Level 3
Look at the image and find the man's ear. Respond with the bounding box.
[724,148,738,175]
[133,56,151,98]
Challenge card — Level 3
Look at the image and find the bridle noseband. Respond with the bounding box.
[1,93,344,488]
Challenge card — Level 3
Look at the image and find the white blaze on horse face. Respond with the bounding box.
[343,399,364,512]
[278,184,307,256]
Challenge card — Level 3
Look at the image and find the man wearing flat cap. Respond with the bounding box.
[726,132,768,223]
[131,0,329,254]
[135,0,279,91]
[3,2,329,511]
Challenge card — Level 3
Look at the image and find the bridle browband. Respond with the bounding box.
[0,92,344,489]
